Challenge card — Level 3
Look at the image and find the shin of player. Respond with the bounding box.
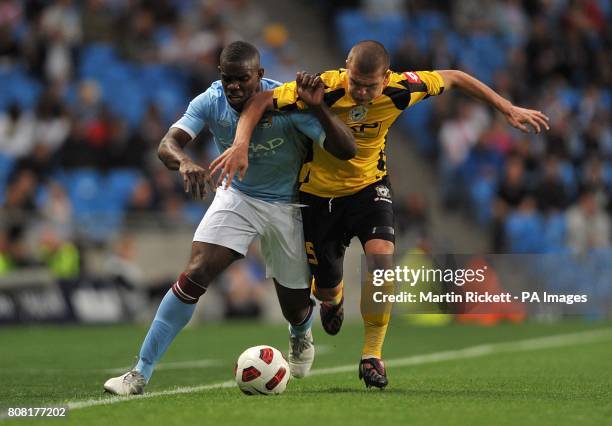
[360,241,394,388]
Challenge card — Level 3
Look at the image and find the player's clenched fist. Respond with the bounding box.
[296,71,324,107]
[179,158,213,200]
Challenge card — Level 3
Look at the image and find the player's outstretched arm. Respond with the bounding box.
[209,91,274,188]
[158,127,213,200]
[437,70,550,134]
[296,71,356,160]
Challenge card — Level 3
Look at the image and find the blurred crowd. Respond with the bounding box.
[326,0,611,253]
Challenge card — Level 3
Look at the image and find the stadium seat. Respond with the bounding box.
[601,89,612,110]
[183,202,207,226]
[559,88,581,112]
[558,161,578,199]
[412,11,447,35]
[138,64,188,125]
[56,168,125,242]
[546,250,583,293]
[78,43,119,79]
[399,101,435,155]
[64,169,105,216]
[0,154,15,205]
[335,10,408,55]
[0,67,43,111]
[458,34,506,86]
[504,212,545,253]
[16,73,42,110]
[469,177,496,225]
[104,168,141,212]
[542,213,566,253]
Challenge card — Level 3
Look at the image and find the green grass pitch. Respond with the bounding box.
[1,319,611,426]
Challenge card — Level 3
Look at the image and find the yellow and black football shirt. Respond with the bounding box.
[272,69,445,197]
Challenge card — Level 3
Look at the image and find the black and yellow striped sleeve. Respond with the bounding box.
[405,71,445,108]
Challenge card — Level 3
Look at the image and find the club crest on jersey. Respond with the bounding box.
[258,116,273,128]
[374,185,392,203]
[349,105,368,122]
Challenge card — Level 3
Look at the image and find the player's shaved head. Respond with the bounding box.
[345,41,391,105]
[347,41,390,75]
[220,41,260,67]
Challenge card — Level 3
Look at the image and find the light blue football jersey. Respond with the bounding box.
[172,79,326,203]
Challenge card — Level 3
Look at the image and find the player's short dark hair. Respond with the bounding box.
[220,41,260,66]
[347,40,390,75]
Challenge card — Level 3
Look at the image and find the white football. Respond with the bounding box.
[234,345,290,395]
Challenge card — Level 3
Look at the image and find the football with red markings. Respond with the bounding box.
[234,345,290,395]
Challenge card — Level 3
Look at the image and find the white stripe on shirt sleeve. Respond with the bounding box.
[170,123,197,140]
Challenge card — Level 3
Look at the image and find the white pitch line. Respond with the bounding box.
[102,359,222,374]
[67,381,236,410]
[66,327,612,411]
[103,347,334,375]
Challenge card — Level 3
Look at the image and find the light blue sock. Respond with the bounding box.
[135,289,196,382]
[289,298,315,337]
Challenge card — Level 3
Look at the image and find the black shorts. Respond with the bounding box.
[299,177,395,289]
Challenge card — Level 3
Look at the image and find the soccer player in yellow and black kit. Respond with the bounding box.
[211,40,550,389]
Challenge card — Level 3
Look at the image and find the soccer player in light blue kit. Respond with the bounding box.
[104,41,355,395]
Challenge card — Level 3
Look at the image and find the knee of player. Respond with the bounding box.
[185,254,227,285]
[315,284,342,302]
[281,305,311,325]
[365,254,394,273]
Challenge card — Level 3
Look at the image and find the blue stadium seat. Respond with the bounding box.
[412,11,447,35]
[558,161,578,199]
[0,154,15,205]
[57,168,126,242]
[151,85,188,125]
[601,89,612,110]
[411,11,448,51]
[459,34,506,86]
[104,168,141,209]
[559,88,582,112]
[546,250,583,293]
[336,10,408,55]
[590,248,612,299]
[140,64,172,89]
[9,73,42,110]
[505,212,544,253]
[76,212,123,243]
[542,213,566,252]
[137,64,188,125]
[0,154,15,182]
[78,43,118,79]
[63,168,104,216]
[399,101,435,155]
[0,67,43,111]
[183,202,207,226]
[469,177,496,225]
[259,48,280,72]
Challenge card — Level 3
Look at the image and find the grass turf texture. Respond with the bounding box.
[1,320,611,426]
